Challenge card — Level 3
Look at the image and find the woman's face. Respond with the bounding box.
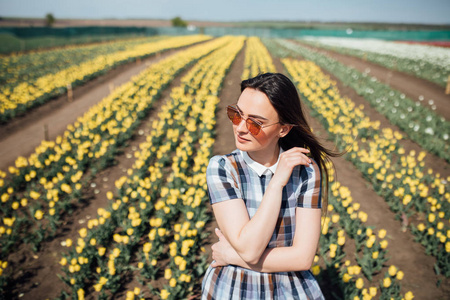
[233,88,289,160]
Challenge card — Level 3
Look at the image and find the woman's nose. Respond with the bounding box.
[236,118,248,133]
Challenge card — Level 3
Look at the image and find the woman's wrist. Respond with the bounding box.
[227,247,242,266]
[267,178,286,190]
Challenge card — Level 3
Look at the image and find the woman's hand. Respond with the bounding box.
[211,228,238,268]
[272,147,311,187]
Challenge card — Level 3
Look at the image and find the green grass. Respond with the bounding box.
[0,33,149,55]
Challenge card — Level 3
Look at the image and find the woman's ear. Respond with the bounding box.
[279,125,293,138]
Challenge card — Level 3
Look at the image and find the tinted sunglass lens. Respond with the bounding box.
[227,107,262,135]
[247,119,261,135]
[227,108,241,125]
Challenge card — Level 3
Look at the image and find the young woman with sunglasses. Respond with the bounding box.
[201,73,337,299]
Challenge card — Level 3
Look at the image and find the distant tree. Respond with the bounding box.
[45,13,55,27]
[171,16,188,27]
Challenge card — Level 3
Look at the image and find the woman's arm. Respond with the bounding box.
[212,147,311,264]
[212,207,322,272]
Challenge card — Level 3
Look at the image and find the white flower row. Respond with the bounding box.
[301,36,450,70]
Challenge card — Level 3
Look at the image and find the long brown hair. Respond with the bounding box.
[241,73,340,213]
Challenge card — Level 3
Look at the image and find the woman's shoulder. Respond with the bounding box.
[292,157,321,179]
[209,149,241,164]
[207,149,242,170]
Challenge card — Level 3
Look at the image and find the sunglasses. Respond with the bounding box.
[226,105,280,135]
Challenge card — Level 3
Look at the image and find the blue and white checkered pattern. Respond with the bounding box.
[202,149,324,299]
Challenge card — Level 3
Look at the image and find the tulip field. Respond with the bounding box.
[0,34,449,299]
[0,35,212,123]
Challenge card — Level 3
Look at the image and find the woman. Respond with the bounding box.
[201,73,337,299]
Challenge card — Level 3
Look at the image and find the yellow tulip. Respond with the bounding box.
[388,265,397,276]
[77,288,85,300]
[378,229,387,239]
[160,289,170,299]
[383,277,391,288]
[312,265,320,275]
[169,278,177,287]
[34,210,44,220]
[355,278,364,289]
[164,268,172,280]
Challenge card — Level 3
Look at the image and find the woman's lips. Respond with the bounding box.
[237,135,250,143]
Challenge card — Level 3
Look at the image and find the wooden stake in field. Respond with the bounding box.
[446,75,450,95]
[44,124,49,141]
[67,83,73,102]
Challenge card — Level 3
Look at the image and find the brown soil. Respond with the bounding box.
[2,38,449,300]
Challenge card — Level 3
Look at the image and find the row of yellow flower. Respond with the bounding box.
[1,36,163,88]
[0,36,234,293]
[0,35,212,122]
[283,58,449,279]
[264,38,450,162]
[60,91,202,299]
[57,36,245,299]
[155,37,245,300]
[312,166,413,299]
[241,36,276,80]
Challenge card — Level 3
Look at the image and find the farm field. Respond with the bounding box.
[0,35,449,300]
[291,39,450,122]
[0,35,211,123]
[298,37,450,88]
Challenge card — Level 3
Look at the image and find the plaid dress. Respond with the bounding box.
[201,149,324,300]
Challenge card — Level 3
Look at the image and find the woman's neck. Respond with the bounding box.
[247,145,280,167]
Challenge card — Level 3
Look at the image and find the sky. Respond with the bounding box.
[0,0,449,25]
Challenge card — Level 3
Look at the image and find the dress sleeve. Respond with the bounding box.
[297,159,322,209]
[206,155,242,205]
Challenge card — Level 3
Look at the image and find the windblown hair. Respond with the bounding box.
[241,73,340,213]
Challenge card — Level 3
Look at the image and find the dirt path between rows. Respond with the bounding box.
[0,46,195,172]
[295,41,450,121]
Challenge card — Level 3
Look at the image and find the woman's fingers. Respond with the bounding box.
[285,154,311,165]
[211,241,227,267]
[211,260,220,268]
[284,147,310,158]
[280,149,311,167]
[273,148,313,187]
[215,227,224,240]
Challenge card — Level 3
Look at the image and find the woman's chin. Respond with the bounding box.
[235,138,253,152]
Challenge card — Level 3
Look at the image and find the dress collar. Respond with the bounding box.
[240,148,284,177]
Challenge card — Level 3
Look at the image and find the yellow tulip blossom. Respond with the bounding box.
[355,278,364,289]
[383,277,391,288]
[160,289,170,299]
